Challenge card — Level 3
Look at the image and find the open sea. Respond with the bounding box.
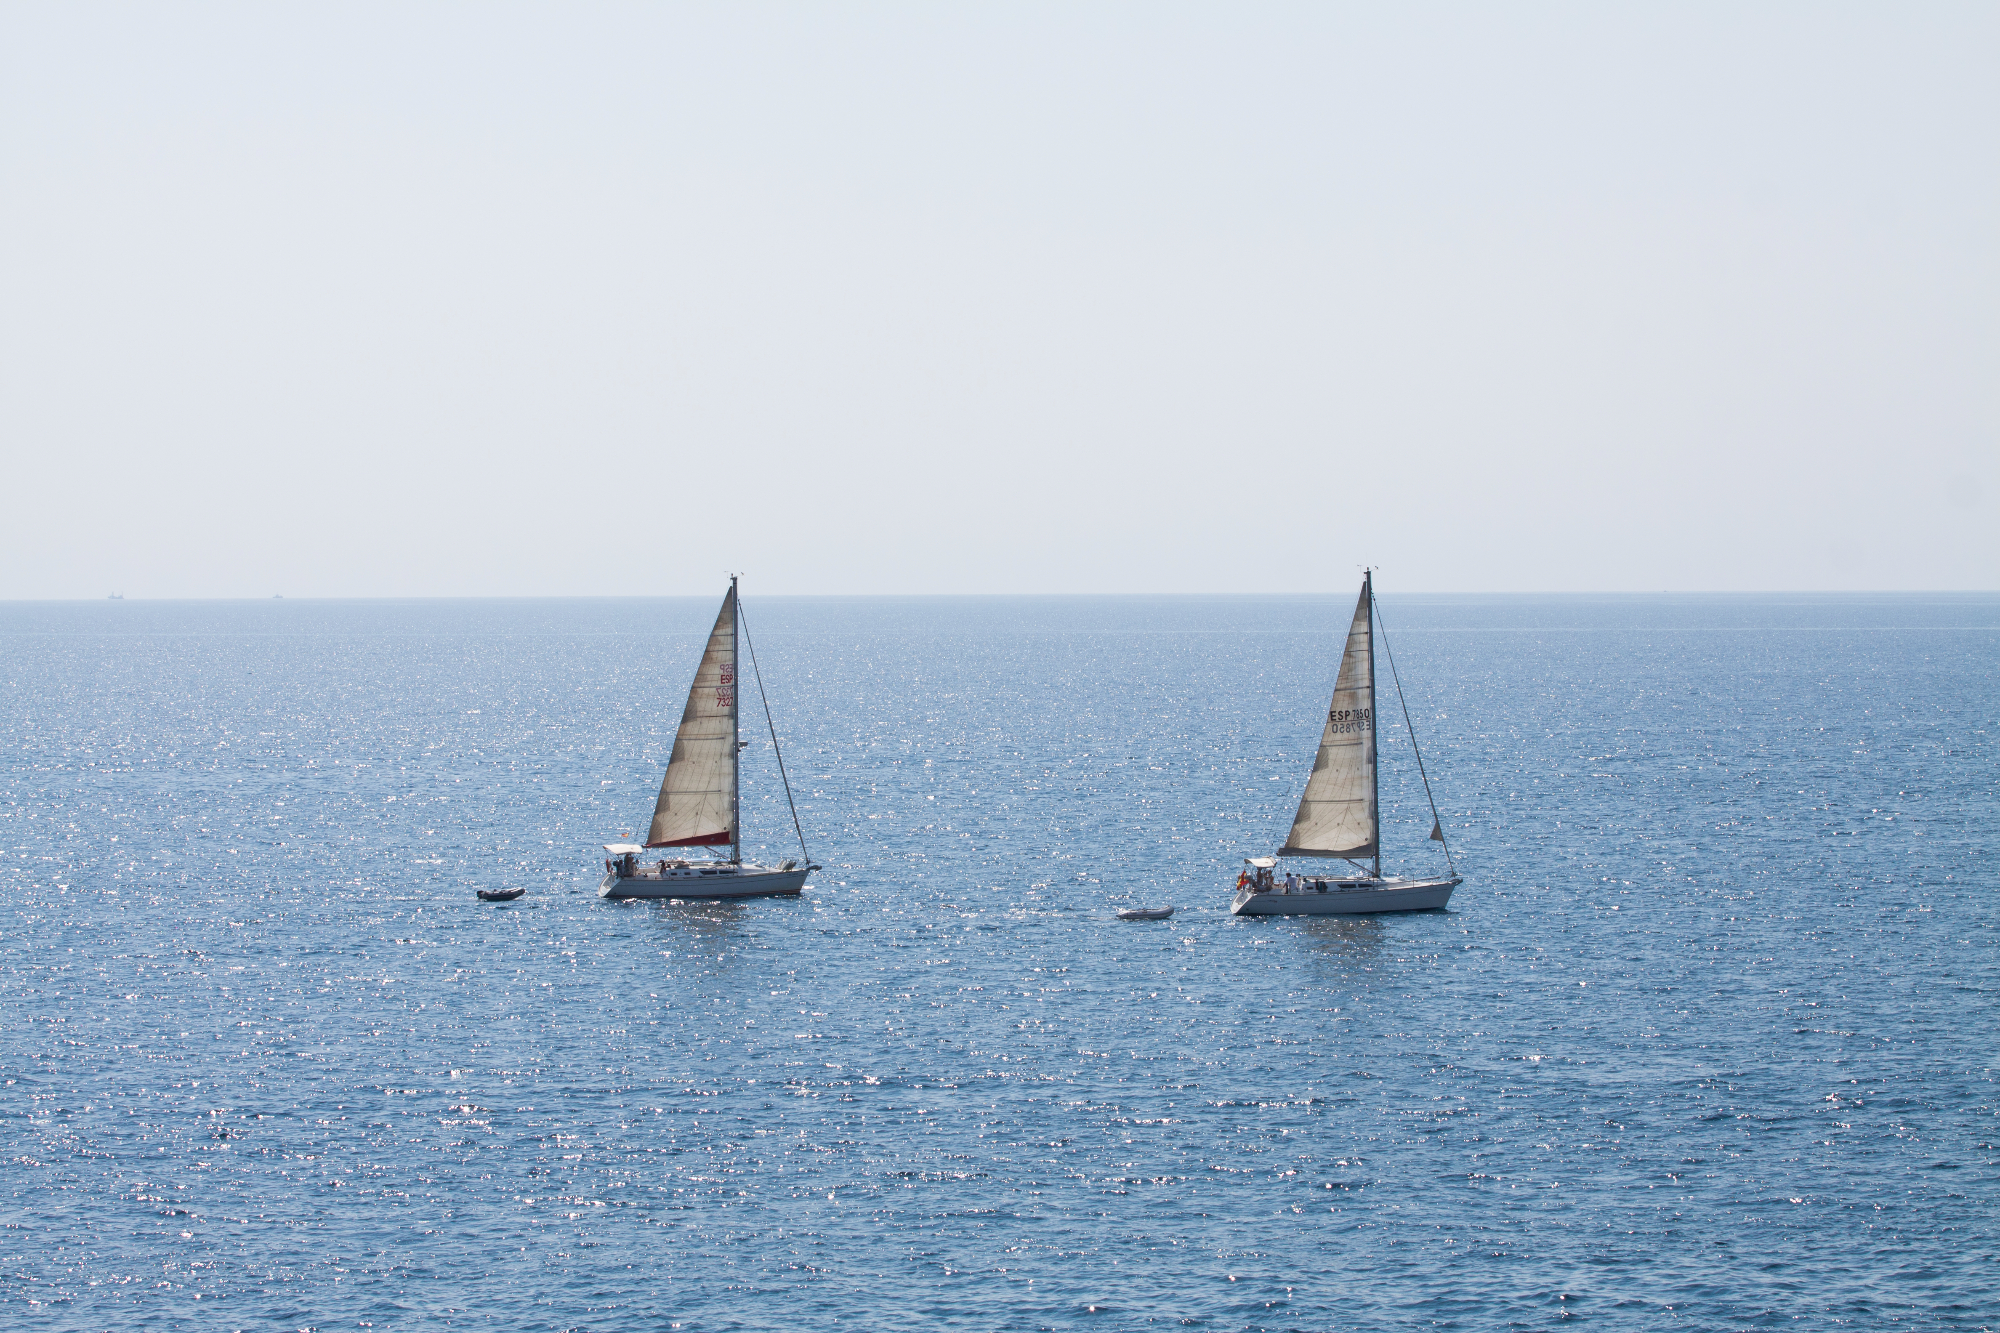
[2,593,1995,1331]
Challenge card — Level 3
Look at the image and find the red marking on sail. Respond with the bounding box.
[647,830,730,848]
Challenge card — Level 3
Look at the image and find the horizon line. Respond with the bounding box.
[9,589,2000,603]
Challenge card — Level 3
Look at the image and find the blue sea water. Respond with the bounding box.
[2,593,1995,1332]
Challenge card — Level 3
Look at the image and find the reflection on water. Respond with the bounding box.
[1295,912,1389,958]
[615,895,783,975]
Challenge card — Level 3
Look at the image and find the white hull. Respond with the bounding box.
[598,865,807,900]
[1231,875,1458,916]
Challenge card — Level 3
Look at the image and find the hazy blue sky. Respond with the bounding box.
[3,3,1993,596]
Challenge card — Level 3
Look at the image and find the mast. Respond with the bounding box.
[728,572,744,860]
[1366,568,1380,879]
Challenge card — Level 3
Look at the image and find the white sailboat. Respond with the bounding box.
[600,577,817,900]
[1231,570,1461,917]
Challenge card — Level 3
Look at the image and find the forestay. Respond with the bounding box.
[647,586,738,849]
[1278,577,1377,858]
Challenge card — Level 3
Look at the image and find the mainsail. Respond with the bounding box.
[646,584,739,852]
[1278,574,1377,859]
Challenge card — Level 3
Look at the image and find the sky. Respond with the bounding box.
[1,2,1994,597]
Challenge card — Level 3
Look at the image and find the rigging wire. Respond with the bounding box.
[1371,587,1456,876]
[736,597,815,868]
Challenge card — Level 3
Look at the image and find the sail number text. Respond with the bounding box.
[1326,706,1371,735]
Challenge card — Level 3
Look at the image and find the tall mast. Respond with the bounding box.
[732,572,740,860]
[1366,568,1380,880]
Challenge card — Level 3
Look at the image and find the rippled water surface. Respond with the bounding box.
[3,594,1996,1331]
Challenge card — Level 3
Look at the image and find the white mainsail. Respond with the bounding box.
[1278,574,1377,859]
[646,584,739,852]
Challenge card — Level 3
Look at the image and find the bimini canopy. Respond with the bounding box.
[602,843,646,855]
[1244,856,1278,869]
